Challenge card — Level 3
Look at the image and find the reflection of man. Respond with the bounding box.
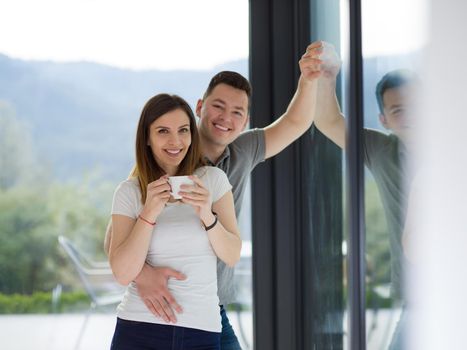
[105,41,325,349]
[314,47,417,349]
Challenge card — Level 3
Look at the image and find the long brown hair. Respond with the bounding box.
[131,94,204,203]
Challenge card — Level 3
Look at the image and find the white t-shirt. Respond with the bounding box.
[111,166,232,332]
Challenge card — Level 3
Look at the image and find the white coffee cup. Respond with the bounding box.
[168,176,194,199]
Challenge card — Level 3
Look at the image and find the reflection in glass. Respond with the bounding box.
[311,1,427,349]
[363,70,418,349]
[361,1,427,348]
[313,40,423,350]
[308,1,346,349]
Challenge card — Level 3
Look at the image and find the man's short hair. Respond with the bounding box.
[203,71,252,104]
[375,69,417,114]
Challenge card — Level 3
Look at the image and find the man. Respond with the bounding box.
[313,45,417,350]
[105,40,324,349]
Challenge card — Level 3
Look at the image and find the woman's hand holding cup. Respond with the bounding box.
[179,175,215,226]
[141,175,171,221]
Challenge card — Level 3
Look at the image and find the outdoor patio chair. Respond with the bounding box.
[58,235,124,350]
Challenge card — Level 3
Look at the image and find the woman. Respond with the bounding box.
[109,94,241,350]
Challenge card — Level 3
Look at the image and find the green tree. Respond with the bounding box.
[0,186,59,294]
[0,101,41,189]
[0,180,113,295]
[365,178,391,286]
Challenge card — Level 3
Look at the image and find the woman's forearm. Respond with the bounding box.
[206,219,242,267]
[109,218,153,285]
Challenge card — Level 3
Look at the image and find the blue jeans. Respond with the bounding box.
[220,305,242,350]
[111,318,220,350]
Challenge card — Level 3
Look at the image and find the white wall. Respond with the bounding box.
[409,1,467,349]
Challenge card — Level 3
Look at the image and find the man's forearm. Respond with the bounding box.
[314,77,346,149]
[283,75,318,129]
[315,78,342,126]
[263,75,318,159]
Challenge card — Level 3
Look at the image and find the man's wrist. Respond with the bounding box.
[319,75,337,86]
[318,79,338,96]
[134,262,151,283]
[298,74,317,88]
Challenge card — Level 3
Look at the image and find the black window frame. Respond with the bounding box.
[249,0,365,349]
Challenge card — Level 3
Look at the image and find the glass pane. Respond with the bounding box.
[407,2,467,349]
[361,0,427,348]
[307,1,346,349]
[0,1,250,349]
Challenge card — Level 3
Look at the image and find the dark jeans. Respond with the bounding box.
[220,305,242,350]
[111,318,221,350]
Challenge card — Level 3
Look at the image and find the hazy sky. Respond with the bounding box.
[0,0,426,70]
[361,0,428,57]
[0,0,249,71]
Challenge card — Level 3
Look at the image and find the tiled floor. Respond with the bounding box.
[0,311,253,350]
[0,308,400,350]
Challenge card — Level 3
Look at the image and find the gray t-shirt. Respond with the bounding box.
[363,128,411,300]
[205,128,266,305]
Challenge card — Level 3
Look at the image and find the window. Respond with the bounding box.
[361,0,427,348]
[0,1,251,348]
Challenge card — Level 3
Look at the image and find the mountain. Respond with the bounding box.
[0,54,248,181]
[0,51,419,183]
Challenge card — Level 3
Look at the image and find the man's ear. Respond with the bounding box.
[195,99,204,118]
[242,114,250,131]
[379,113,389,129]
